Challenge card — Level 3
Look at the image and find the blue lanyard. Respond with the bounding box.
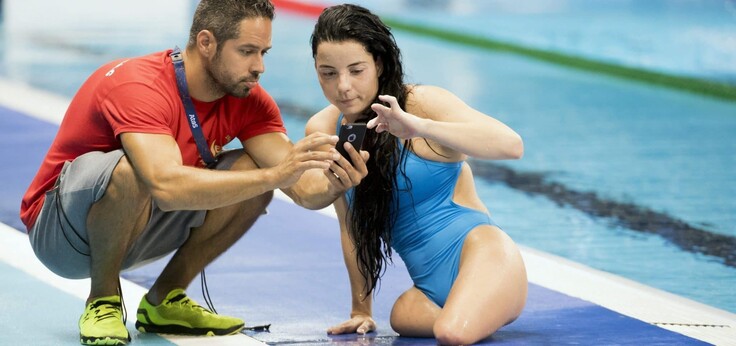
[170,47,217,167]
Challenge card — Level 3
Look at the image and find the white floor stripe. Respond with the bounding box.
[0,223,265,345]
[2,77,734,345]
[521,246,736,345]
[0,78,68,125]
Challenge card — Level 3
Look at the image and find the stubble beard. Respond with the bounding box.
[206,52,253,99]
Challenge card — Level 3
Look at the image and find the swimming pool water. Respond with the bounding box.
[265,8,736,313]
[1,0,734,313]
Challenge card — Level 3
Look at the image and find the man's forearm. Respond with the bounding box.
[283,170,342,210]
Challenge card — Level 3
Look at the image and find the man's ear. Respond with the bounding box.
[197,30,217,57]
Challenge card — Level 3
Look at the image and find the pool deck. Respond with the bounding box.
[1,78,735,345]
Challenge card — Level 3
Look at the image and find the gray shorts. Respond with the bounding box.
[29,149,237,279]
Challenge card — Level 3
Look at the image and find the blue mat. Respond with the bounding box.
[0,104,708,345]
[124,197,708,345]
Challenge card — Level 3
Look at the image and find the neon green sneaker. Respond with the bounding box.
[135,288,244,336]
[78,295,130,345]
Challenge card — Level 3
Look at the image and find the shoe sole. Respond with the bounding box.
[79,335,130,345]
[135,321,244,336]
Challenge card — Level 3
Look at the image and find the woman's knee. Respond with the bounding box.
[390,288,439,337]
[389,290,411,332]
[433,317,486,346]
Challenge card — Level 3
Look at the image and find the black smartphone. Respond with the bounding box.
[336,123,367,165]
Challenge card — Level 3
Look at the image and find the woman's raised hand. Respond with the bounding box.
[368,94,422,139]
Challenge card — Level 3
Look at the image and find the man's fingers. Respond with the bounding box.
[300,148,339,163]
[298,133,339,151]
[325,166,345,184]
[302,160,331,171]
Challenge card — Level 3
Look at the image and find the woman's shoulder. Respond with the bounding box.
[407,84,456,103]
[405,84,460,118]
[306,104,341,135]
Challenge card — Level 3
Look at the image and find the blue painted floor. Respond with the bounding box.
[2,1,735,312]
[0,100,711,345]
[1,0,734,344]
[124,197,711,345]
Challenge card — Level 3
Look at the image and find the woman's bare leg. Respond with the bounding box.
[433,226,527,345]
[390,286,441,337]
[391,163,527,344]
[389,226,527,345]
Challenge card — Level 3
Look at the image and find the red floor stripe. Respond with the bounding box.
[272,0,327,17]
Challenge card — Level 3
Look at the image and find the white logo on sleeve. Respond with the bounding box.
[105,60,130,77]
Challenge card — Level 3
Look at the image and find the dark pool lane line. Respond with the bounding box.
[468,160,736,268]
[278,100,736,269]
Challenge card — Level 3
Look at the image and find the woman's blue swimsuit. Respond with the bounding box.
[338,116,497,307]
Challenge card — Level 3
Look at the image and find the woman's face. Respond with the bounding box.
[314,40,381,120]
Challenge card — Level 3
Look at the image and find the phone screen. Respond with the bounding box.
[336,123,367,165]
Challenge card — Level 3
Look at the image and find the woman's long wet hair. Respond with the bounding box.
[311,4,410,296]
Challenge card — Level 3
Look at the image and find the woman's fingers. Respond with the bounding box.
[356,319,376,334]
[378,94,399,108]
[327,319,358,334]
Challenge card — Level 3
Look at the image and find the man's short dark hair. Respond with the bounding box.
[188,0,275,50]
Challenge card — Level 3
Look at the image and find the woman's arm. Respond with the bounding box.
[327,197,377,335]
[369,85,523,161]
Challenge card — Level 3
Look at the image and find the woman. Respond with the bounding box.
[306,4,528,345]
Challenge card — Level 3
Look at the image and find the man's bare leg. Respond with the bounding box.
[145,150,272,304]
[86,156,152,303]
[145,189,271,304]
[85,150,271,304]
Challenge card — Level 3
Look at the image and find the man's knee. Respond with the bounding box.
[106,155,149,200]
[215,149,259,171]
[88,155,152,234]
[210,149,274,212]
[213,189,273,226]
[254,190,273,210]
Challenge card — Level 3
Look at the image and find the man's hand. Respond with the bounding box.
[272,132,340,189]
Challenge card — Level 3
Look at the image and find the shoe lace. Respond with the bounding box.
[200,269,218,314]
[89,300,123,323]
[165,293,212,315]
[84,280,127,325]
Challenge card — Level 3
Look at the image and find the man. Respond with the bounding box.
[19,0,368,344]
